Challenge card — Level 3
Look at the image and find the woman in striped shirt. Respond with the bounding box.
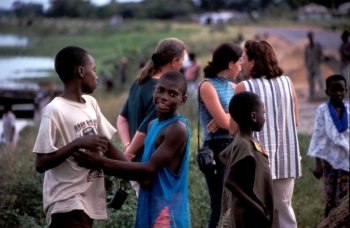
[235,40,301,228]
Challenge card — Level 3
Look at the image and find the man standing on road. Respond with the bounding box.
[339,30,350,88]
[304,31,324,98]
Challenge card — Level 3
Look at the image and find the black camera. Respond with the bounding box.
[108,188,128,210]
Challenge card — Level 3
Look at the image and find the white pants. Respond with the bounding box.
[273,178,297,228]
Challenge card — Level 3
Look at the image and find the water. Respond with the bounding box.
[0,35,28,47]
[0,57,55,90]
[0,34,55,90]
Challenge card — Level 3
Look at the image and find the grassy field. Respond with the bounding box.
[0,18,256,87]
[0,91,324,228]
[0,19,325,227]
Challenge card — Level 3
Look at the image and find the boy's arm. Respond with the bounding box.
[35,135,109,173]
[307,105,325,179]
[74,120,187,181]
[313,157,323,180]
[225,156,270,222]
[219,150,228,166]
[104,141,130,162]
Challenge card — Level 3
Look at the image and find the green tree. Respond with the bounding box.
[285,0,350,9]
[138,0,195,19]
[95,1,119,19]
[199,0,274,12]
[12,1,44,17]
[46,0,95,18]
[200,0,228,11]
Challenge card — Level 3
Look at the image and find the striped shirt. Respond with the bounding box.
[243,76,302,179]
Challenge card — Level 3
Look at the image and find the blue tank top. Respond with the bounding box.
[135,115,191,228]
[198,75,234,140]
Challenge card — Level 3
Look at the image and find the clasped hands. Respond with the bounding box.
[72,134,110,170]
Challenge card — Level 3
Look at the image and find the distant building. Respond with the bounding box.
[338,2,350,17]
[297,3,332,21]
[199,11,248,25]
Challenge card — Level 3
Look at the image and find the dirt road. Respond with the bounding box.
[254,27,341,52]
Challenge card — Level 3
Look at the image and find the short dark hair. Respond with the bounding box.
[204,42,242,78]
[159,70,187,95]
[229,92,261,127]
[55,46,89,83]
[326,74,347,89]
[189,53,196,60]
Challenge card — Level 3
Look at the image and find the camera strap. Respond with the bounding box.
[117,178,123,190]
[197,81,205,153]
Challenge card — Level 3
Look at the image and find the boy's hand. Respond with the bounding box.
[73,149,104,170]
[75,135,109,152]
[140,179,152,189]
[313,165,323,180]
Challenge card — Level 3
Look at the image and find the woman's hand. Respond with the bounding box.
[206,119,220,133]
[124,150,136,161]
[73,149,105,170]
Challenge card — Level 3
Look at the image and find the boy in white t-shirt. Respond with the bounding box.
[33,46,129,227]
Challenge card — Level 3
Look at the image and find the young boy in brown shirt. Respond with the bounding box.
[219,91,279,228]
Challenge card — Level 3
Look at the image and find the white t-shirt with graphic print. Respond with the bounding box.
[33,95,117,225]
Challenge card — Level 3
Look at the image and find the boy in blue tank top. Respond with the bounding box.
[74,70,191,228]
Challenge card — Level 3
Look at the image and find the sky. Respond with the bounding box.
[0,0,142,10]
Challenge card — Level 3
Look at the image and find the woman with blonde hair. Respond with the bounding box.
[116,38,186,195]
[235,39,301,228]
